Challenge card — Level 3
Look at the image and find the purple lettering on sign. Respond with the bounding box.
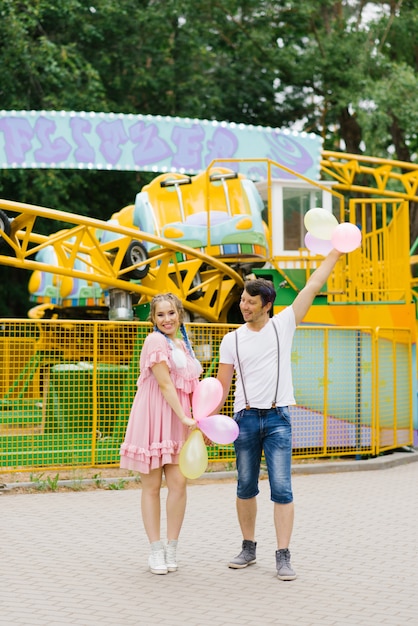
[96,119,128,164]
[70,117,95,163]
[205,128,238,168]
[0,117,34,163]
[171,125,204,171]
[265,134,313,179]
[34,118,72,163]
[130,121,173,165]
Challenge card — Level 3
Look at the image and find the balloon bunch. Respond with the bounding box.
[179,377,239,480]
[304,208,362,255]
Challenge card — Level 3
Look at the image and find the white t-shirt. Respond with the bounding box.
[219,306,296,413]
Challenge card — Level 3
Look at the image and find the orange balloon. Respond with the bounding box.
[179,429,208,479]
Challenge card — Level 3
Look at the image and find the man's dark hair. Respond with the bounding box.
[243,278,276,316]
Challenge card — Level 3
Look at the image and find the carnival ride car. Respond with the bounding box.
[20,165,267,321]
[132,167,268,258]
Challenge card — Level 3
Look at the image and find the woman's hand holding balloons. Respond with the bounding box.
[179,377,239,479]
[304,208,362,255]
[180,414,197,429]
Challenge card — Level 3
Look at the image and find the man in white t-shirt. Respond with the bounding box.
[216,249,342,580]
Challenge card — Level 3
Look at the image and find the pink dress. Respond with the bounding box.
[120,332,202,473]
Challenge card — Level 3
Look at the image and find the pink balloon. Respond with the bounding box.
[198,414,239,445]
[304,232,334,256]
[192,377,223,421]
[331,223,362,253]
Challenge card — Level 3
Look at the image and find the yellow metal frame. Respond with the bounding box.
[1,156,416,325]
[0,198,243,322]
[321,151,418,202]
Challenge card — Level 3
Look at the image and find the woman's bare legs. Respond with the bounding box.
[139,468,163,542]
[164,464,188,540]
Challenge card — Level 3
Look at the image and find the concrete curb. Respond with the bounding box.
[1,448,417,492]
[203,448,418,481]
[290,448,418,475]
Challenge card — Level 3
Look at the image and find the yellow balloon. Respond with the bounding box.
[304,208,339,240]
[179,429,208,479]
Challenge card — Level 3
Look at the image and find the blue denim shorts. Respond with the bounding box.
[233,407,293,504]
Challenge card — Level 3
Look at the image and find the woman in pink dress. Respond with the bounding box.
[120,293,202,575]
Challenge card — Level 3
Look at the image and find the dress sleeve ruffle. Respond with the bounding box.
[140,333,170,370]
[141,346,171,371]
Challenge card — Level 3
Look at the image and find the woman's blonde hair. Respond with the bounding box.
[149,293,185,326]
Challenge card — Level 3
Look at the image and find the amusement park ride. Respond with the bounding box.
[0,153,416,330]
[0,111,417,467]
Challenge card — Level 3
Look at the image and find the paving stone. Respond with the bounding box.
[1,454,418,626]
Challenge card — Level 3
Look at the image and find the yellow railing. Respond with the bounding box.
[0,320,413,473]
[340,198,411,303]
[309,197,411,306]
[321,151,418,203]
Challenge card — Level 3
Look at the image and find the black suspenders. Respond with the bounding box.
[234,320,280,410]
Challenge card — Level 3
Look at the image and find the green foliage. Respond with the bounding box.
[93,472,105,488]
[0,0,417,314]
[29,471,60,491]
[0,0,106,110]
[107,478,127,490]
[358,62,418,160]
[0,266,32,318]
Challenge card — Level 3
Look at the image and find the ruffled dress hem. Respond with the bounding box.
[120,440,185,473]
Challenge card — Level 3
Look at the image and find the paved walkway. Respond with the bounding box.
[1,452,418,626]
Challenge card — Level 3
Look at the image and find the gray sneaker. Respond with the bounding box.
[276,548,297,580]
[228,540,257,569]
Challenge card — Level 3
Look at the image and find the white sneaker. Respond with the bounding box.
[148,541,168,575]
[165,540,178,572]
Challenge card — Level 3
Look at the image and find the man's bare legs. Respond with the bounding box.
[237,496,257,540]
[274,501,294,549]
[228,497,258,568]
[237,498,294,549]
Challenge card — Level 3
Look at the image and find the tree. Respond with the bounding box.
[0,0,417,315]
